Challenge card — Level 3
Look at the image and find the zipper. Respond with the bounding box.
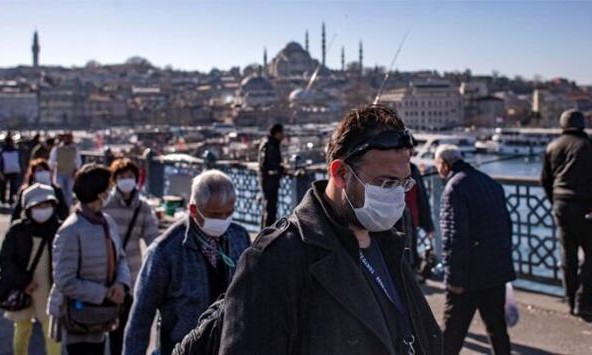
[400,247,424,355]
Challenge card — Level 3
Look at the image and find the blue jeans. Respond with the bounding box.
[56,172,74,208]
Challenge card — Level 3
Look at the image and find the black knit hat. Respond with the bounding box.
[559,109,585,131]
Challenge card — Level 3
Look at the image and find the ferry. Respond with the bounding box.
[475,128,561,156]
[412,133,477,160]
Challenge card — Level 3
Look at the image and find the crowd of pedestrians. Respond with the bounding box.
[0,106,589,355]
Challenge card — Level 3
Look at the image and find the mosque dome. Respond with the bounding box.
[240,75,274,92]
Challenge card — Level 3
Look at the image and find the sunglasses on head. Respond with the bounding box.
[343,129,415,162]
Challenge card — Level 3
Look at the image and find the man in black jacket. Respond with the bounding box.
[220,105,442,355]
[541,109,592,317]
[435,144,515,355]
[258,123,285,228]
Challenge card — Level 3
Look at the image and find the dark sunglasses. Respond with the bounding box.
[343,129,415,162]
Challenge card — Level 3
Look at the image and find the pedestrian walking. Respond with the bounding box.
[47,164,131,355]
[0,184,62,355]
[0,135,23,205]
[220,105,442,355]
[11,158,69,222]
[435,144,515,355]
[103,158,159,355]
[124,170,250,355]
[49,132,81,209]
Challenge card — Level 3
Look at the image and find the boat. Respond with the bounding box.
[412,133,477,160]
[475,128,562,156]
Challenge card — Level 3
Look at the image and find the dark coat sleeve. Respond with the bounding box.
[412,165,435,233]
[52,186,69,221]
[541,150,554,203]
[219,238,302,355]
[440,185,471,288]
[0,224,31,298]
[10,189,24,222]
[258,140,283,175]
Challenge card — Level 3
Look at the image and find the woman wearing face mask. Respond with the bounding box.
[0,184,62,355]
[47,163,131,355]
[102,158,159,355]
[11,158,69,222]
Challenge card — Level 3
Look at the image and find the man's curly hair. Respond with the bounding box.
[326,104,406,167]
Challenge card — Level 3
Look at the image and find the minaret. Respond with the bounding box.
[305,30,309,53]
[359,40,363,76]
[321,22,326,67]
[32,31,40,68]
[341,46,345,71]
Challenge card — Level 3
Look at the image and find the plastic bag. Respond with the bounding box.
[505,282,520,327]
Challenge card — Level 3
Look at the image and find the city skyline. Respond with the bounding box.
[1,1,592,85]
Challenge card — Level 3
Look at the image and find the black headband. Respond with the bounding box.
[343,129,415,162]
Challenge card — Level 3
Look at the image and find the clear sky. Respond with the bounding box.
[1,0,591,85]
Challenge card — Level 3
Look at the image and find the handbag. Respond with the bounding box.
[63,299,120,334]
[61,219,122,334]
[0,238,47,312]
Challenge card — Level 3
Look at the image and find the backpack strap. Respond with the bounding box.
[123,204,142,250]
[27,237,48,276]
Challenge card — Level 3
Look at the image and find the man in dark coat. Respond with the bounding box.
[221,105,442,355]
[541,109,592,317]
[435,144,515,355]
[405,162,436,271]
[258,123,285,228]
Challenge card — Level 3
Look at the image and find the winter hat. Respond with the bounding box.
[22,183,57,209]
[559,109,585,131]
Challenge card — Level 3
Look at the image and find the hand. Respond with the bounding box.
[107,283,126,304]
[448,285,465,295]
[24,281,38,295]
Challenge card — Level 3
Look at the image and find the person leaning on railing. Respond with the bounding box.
[541,109,592,318]
[102,158,160,355]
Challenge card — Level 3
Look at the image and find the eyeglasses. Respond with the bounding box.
[348,165,416,192]
[343,129,416,162]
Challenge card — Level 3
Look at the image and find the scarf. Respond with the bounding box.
[77,204,116,285]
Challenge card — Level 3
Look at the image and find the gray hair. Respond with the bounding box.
[434,144,463,165]
[190,169,236,208]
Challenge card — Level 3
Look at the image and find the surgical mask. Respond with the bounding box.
[344,167,406,232]
[31,206,54,224]
[117,178,136,194]
[34,171,52,185]
[195,209,233,237]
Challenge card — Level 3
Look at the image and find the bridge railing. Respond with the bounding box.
[82,152,561,287]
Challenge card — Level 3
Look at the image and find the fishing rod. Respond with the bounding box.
[373,31,410,105]
[305,33,338,91]
[289,33,337,124]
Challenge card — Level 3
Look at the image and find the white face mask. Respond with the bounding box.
[117,178,136,194]
[34,171,52,185]
[345,167,406,232]
[31,206,54,224]
[195,208,233,237]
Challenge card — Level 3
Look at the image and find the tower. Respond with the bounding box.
[341,46,345,71]
[359,40,363,76]
[321,22,326,67]
[305,30,309,53]
[32,31,40,68]
[263,47,268,68]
